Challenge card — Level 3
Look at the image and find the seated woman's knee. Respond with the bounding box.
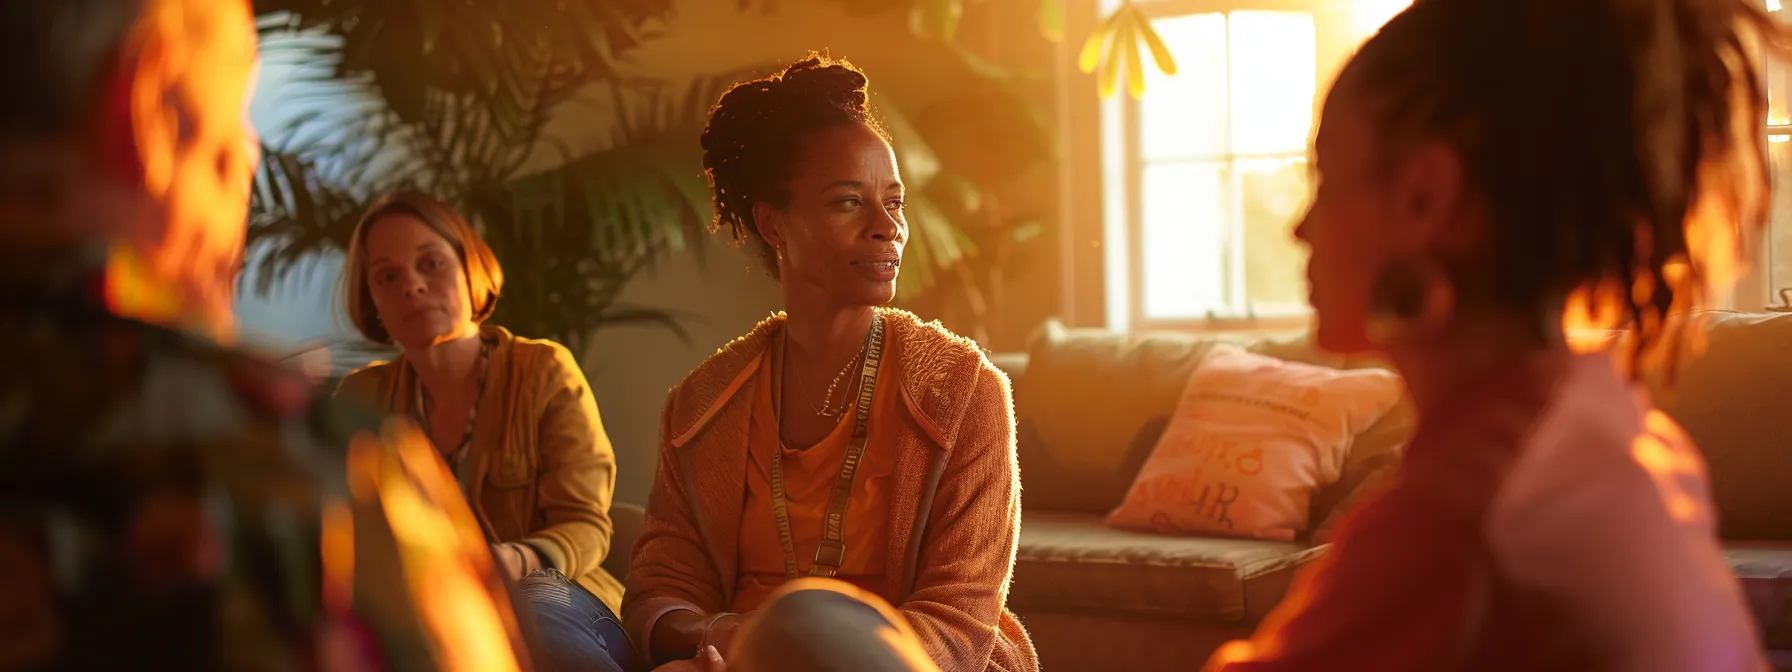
[732,582,937,672]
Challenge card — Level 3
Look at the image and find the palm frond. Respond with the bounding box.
[248,1,710,351]
[274,335,401,381]
[476,71,750,350]
[247,148,374,295]
[258,0,674,152]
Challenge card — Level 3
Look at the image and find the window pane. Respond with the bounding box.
[1771,8,1792,305]
[1771,47,1792,126]
[1140,14,1229,161]
[1228,11,1317,155]
[1141,162,1228,318]
[1771,137,1792,302]
[1349,0,1411,39]
[1240,158,1312,314]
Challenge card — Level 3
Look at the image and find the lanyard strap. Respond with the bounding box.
[413,335,493,466]
[770,312,885,580]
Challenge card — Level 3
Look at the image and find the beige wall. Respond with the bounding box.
[583,236,781,506]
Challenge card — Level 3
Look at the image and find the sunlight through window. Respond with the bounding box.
[1765,0,1792,306]
[1132,11,1315,320]
[1348,0,1411,40]
[1104,0,1438,326]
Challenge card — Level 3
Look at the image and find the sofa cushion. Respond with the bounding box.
[1013,320,1416,528]
[1010,511,1324,621]
[1015,321,1218,514]
[1725,542,1792,650]
[1649,312,1792,541]
[1106,345,1406,541]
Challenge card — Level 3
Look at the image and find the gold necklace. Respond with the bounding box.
[805,348,863,417]
[792,332,871,418]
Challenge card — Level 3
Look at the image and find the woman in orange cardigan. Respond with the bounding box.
[333,192,629,672]
[624,55,1038,672]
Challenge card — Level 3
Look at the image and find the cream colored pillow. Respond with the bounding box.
[1105,345,1406,541]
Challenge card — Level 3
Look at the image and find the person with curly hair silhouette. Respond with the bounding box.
[1204,0,1778,669]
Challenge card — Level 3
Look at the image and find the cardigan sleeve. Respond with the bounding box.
[897,361,1023,671]
[517,345,616,577]
[621,389,728,666]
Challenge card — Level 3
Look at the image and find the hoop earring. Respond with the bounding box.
[1365,255,1455,346]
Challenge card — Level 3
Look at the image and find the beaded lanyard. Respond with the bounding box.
[413,335,494,471]
[769,313,886,579]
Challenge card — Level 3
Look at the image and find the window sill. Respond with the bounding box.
[1131,314,1311,337]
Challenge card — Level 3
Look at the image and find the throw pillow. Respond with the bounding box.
[1105,345,1406,541]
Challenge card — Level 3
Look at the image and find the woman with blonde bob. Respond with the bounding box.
[335,191,630,672]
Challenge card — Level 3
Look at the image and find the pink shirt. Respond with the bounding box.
[1206,354,1765,671]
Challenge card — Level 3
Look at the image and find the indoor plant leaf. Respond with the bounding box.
[1038,0,1065,42]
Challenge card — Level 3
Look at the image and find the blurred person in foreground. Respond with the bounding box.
[0,0,527,669]
[1204,0,1780,670]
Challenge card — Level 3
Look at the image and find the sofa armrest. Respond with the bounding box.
[603,502,646,580]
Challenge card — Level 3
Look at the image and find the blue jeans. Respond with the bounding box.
[517,569,631,672]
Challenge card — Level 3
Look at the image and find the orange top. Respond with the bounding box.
[732,341,897,613]
[626,309,1039,672]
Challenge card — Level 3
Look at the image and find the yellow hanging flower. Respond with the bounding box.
[1078,2,1177,98]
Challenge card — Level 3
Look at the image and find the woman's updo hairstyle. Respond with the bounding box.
[1336,0,1787,379]
[701,53,890,278]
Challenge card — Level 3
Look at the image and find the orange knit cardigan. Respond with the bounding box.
[623,309,1038,672]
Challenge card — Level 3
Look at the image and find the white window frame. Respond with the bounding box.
[1099,0,1360,333]
[1090,0,1787,329]
[1759,1,1791,311]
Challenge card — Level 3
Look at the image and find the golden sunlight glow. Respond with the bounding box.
[1560,127,1762,363]
[1134,11,1315,319]
[1203,641,1262,671]
[1130,2,1418,320]
[382,475,519,671]
[1561,279,1628,354]
[378,420,524,672]
[1348,0,1412,40]
[1629,413,1706,524]
[1683,175,1749,311]
[1230,12,1316,156]
[343,423,527,672]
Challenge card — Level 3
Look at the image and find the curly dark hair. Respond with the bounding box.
[700,53,890,278]
[1338,0,1785,378]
